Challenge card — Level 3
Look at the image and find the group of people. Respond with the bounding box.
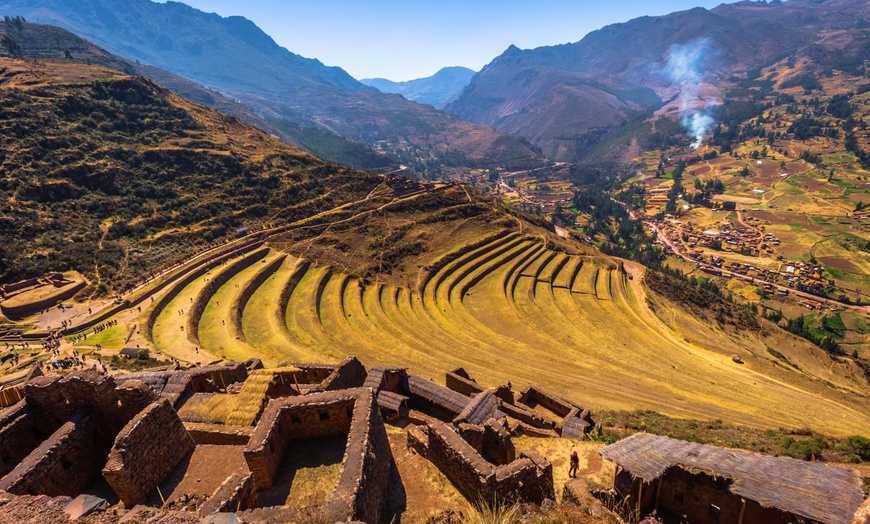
[92,319,118,335]
[4,352,20,367]
[50,356,84,370]
[41,331,64,353]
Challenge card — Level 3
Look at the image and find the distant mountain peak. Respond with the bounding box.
[360,66,476,108]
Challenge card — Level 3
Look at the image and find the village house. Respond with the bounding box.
[600,433,866,524]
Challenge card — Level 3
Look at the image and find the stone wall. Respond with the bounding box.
[482,418,515,466]
[419,421,553,505]
[199,473,254,516]
[244,392,356,489]
[184,422,253,446]
[517,386,574,418]
[363,367,407,394]
[315,356,367,392]
[0,411,109,497]
[0,402,62,477]
[499,402,555,430]
[278,362,336,385]
[242,388,393,523]
[406,375,470,420]
[426,421,495,500]
[160,363,248,406]
[187,363,248,392]
[445,368,484,397]
[647,467,794,524]
[103,399,196,507]
[326,387,392,524]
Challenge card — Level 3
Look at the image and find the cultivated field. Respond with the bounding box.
[140,233,870,436]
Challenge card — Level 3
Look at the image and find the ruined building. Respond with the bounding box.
[0,358,583,522]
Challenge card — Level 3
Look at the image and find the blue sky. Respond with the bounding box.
[176,1,733,81]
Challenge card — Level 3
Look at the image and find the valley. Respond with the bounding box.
[0,1,868,521]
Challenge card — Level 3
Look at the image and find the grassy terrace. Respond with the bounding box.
[137,232,870,436]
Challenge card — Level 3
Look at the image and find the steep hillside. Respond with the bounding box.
[622,19,870,356]
[0,18,398,170]
[0,57,868,439]
[0,0,542,176]
[445,0,870,161]
[0,57,384,293]
[361,66,476,108]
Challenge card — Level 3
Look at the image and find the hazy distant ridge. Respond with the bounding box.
[361,66,476,107]
[0,0,541,175]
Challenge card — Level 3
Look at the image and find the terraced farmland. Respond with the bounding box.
[143,233,870,436]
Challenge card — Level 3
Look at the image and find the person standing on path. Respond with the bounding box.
[569,449,579,478]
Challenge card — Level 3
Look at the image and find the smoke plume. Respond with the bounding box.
[665,38,719,148]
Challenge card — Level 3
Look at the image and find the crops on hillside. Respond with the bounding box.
[144,237,870,436]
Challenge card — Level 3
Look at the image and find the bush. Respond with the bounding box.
[838,435,870,461]
[780,435,827,460]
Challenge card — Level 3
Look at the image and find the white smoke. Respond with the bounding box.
[665,38,719,149]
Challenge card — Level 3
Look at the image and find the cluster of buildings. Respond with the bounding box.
[0,354,866,523]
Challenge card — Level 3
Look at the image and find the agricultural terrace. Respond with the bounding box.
[638,60,870,302]
[132,230,870,437]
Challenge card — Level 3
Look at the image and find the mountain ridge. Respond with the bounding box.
[445,0,870,161]
[361,66,476,108]
[0,18,396,170]
[1,0,542,177]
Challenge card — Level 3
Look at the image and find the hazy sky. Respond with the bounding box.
[175,1,731,81]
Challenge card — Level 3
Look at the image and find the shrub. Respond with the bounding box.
[838,435,870,461]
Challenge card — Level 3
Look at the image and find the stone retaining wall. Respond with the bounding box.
[233,255,286,343]
[0,280,86,318]
[184,422,254,446]
[144,240,264,341]
[187,247,269,345]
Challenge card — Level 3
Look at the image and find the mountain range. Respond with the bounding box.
[361,66,476,108]
[5,0,869,171]
[445,0,870,160]
[0,0,541,176]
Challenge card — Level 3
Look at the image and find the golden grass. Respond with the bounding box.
[512,437,614,500]
[225,366,302,426]
[176,393,237,424]
[151,240,870,436]
[197,252,283,362]
[74,322,129,350]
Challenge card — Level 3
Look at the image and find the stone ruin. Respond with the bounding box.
[0,357,595,523]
